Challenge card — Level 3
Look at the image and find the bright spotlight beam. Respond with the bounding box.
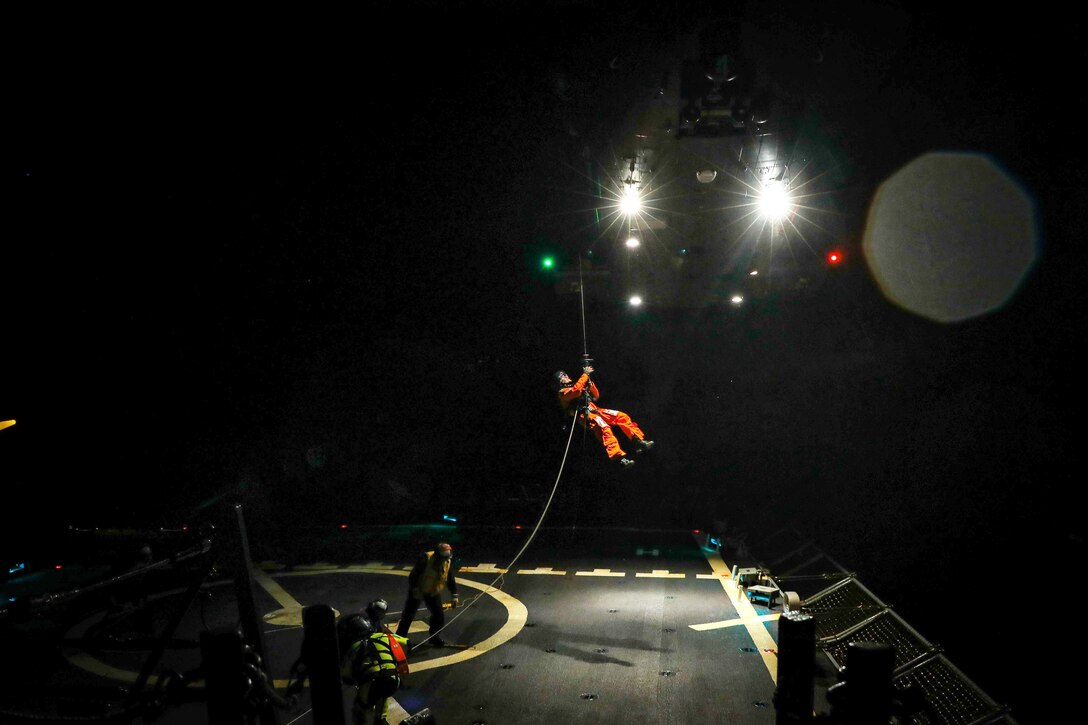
[620,184,642,215]
[757,182,792,221]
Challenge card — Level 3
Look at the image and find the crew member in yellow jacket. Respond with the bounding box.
[395,542,459,646]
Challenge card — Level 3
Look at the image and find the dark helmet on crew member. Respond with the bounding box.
[435,542,453,559]
[337,612,374,652]
[365,598,388,623]
[552,370,571,390]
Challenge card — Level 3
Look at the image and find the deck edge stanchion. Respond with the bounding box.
[775,610,815,723]
[303,603,347,725]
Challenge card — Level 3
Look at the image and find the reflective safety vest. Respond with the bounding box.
[342,631,410,681]
[418,551,451,596]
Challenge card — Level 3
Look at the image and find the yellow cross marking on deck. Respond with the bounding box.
[695,535,780,683]
[689,613,780,631]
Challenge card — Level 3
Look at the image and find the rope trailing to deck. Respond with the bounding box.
[411,253,593,650]
[410,415,579,650]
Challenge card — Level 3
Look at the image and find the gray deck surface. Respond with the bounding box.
[3,526,792,724]
[2,520,1030,724]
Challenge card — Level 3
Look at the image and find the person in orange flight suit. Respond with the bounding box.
[554,364,654,467]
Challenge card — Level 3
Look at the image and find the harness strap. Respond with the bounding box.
[386,633,410,676]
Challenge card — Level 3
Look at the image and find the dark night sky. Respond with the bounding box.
[4,3,1083,720]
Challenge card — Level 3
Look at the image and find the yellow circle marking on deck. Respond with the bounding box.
[262,605,342,627]
[65,566,527,687]
[274,568,527,674]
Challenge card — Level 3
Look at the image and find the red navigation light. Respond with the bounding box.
[827,250,844,266]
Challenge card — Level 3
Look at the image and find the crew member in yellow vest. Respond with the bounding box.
[395,542,459,646]
[339,613,410,725]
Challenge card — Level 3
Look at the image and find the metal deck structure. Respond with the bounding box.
[1,508,1018,725]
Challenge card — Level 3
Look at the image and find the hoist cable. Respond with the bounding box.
[409,415,579,651]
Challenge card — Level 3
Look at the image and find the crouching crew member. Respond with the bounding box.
[338,613,410,725]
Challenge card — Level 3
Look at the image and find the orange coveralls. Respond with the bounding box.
[558,373,647,459]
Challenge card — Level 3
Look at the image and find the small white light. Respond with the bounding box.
[629,295,643,306]
[749,269,758,276]
[731,294,744,305]
[626,235,640,248]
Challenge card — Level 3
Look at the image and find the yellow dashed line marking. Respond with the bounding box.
[341,564,403,572]
[459,563,508,573]
[636,570,685,578]
[517,567,567,575]
[284,563,714,579]
[575,568,626,577]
